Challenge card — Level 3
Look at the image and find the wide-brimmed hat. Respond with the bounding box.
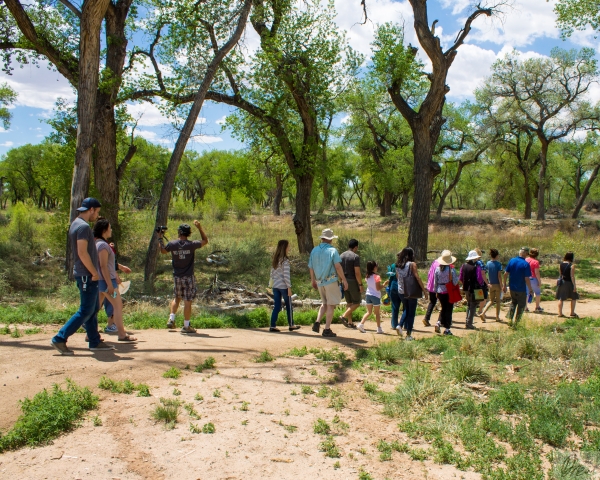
[465,250,481,261]
[437,250,456,266]
[320,228,338,240]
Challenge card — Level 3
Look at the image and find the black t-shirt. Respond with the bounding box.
[165,239,203,277]
[340,250,360,280]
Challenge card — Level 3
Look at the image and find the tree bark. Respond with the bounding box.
[524,171,533,219]
[272,173,283,216]
[293,173,314,254]
[572,163,600,218]
[401,190,409,217]
[379,190,393,217]
[144,0,253,284]
[536,140,549,220]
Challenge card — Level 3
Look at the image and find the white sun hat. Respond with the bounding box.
[465,250,481,261]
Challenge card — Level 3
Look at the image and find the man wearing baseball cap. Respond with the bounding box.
[51,198,115,354]
[158,220,208,334]
[308,228,348,337]
[503,247,533,326]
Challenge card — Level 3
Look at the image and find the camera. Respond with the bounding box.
[155,226,168,234]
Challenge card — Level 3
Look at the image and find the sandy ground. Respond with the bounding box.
[1,296,598,480]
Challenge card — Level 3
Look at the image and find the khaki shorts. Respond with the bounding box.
[318,282,342,306]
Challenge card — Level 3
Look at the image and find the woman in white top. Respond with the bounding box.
[358,261,389,334]
[269,240,301,332]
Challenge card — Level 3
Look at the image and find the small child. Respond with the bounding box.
[358,261,389,334]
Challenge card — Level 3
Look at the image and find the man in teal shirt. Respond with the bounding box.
[309,229,348,337]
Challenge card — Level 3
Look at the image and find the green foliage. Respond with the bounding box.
[202,422,215,434]
[152,398,180,426]
[0,379,98,452]
[548,451,591,480]
[163,367,181,379]
[254,350,274,363]
[319,436,340,458]
[313,418,330,435]
[98,376,149,396]
[194,357,216,372]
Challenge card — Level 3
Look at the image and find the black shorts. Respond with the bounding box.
[345,279,362,305]
[174,275,197,301]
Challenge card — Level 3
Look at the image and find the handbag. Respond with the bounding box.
[402,263,423,299]
[446,279,462,304]
[473,289,485,301]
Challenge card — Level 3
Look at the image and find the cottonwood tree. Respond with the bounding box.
[344,77,413,217]
[1,0,139,243]
[130,0,253,283]
[555,0,600,36]
[368,0,499,260]
[479,48,600,220]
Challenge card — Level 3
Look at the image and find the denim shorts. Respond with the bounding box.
[365,294,381,306]
[99,278,118,293]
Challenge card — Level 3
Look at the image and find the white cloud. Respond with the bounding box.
[191,135,223,145]
[340,114,351,124]
[0,141,14,147]
[0,60,75,110]
[136,129,173,144]
[468,0,559,47]
[216,115,227,125]
[446,43,498,100]
[439,0,471,15]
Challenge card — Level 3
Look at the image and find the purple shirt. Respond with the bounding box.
[426,260,439,293]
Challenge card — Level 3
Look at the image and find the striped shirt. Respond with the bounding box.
[270,259,291,289]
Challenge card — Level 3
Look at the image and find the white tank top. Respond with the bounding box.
[366,274,381,298]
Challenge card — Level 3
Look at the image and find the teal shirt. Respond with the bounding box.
[308,242,342,287]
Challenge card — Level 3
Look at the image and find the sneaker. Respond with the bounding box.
[422,318,431,327]
[104,324,118,334]
[269,327,281,332]
[443,330,453,336]
[322,329,337,338]
[395,326,402,336]
[434,323,441,334]
[89,341,115,351]
[358,324,366,333]
[376,327,384,334]
[465,325,476,330]
[312,321,321,333]
[289,325,301,331]
[535,307,544,313]
[167,320,176,329]
[51,340,74,356]
[406,335,414,341]
[181,326,197,334]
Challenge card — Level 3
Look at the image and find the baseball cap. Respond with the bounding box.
[520,246,530,252]
[76,197,102,212]
[178,224,192,236]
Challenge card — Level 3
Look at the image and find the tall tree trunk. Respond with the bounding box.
[407,126,438,260]
[67,0,111,279]
[144,0,252,284]
[380,190,392,217]
[272,173,283,216]
[524,171,533,219]
[401,190,409,218]
[293,173,314,254]
[536,142,549,220]
[572,164,600,218]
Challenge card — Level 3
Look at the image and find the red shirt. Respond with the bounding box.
[526,257,540,278]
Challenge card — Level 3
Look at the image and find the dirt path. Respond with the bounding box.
[1,298,598,479]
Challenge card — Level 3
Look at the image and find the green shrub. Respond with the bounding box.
[231,189,252,221]
[163,367,181,379]
[0,379,98,451]
[204,188,229,221]
[548,451,590,480]
[445,356,490,383]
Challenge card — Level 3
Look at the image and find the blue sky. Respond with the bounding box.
[0,0,597,156]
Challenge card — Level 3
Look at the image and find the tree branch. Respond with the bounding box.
[57,0,82,19]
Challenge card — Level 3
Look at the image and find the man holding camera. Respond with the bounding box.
[157,220,208,334]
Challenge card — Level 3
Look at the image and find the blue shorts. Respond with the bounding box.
[527,278,541,296]
[99,278,118,293]
[366,294,381,306]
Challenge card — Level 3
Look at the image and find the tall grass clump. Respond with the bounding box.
[0,379,98,452]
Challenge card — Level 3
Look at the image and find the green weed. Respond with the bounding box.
[313,418,331,435]
[163,367,181,379]
[152,398,180,426]
[202,422,215,434]
[254,350,275,363]
[194,357,216,372]
[319,436,340,458]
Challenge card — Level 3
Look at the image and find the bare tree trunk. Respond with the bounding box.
[401,190,409,218]
[293,173,314,253]
[379,190,392,217]
[524,171,533,219]
[272,173,283,216]
[572,164,600,218]
[144,0,252,284]
[536,141,549,220]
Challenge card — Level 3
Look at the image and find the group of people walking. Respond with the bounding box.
[51,199,580,356]
[269,229,581,339]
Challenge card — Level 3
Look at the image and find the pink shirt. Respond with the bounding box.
[426,260,439,292]
[526,257,540,278]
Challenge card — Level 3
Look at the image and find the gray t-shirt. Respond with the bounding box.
[96,239,117,280]
[69,217,98,277]
[340,250,360,280]
[165,239,203,277]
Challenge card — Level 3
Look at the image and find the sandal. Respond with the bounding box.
[570,313,579,318]
[289,325,301,331]
[557,314,566,318]
[118,335,137,342]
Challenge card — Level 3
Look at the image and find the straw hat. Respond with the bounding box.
[437,250,456,266]
[465,250,481,261]
[320,228,338,240]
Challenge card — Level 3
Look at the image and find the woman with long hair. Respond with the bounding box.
[357,260,388,333]
[94,218,136,342]
[269,240,301,332]
[556,251,578,318]
[396,247,426,340]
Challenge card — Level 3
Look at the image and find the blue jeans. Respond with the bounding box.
[390,287,401,329]
[271,288,293,328]
[53,277,101,347]
[99,279,117,318]
[401,295,418,335]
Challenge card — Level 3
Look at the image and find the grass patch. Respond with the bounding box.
[152,398,180,427]
[285,346,309,357]
[98,376,150,396]
[0,379,98,452]
[319,436,341,458]
[194,357,216,373]
[162,367,181,379]
[254,350,275,363]
[202,422,215,434]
